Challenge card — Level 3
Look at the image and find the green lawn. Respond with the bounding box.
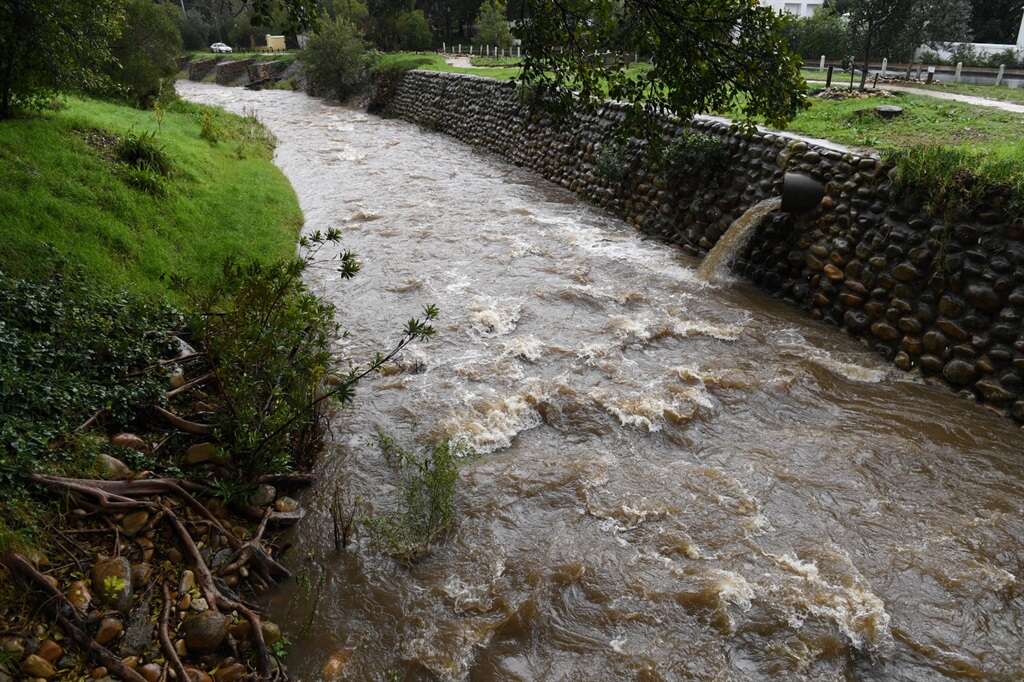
[746,91,1024,157]
[187,49,299,64]
[377,52,522,80]
[800,67,1024,106]
[0,97,302,302]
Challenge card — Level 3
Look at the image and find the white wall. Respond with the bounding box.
[760,0,824,18]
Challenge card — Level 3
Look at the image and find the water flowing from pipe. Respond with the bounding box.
[697,197,782,282]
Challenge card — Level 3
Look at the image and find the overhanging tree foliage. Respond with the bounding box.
[0,0,125,117]
[517,0,807,131]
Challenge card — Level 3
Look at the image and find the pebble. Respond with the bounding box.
[185,668,213,682]
[97,454,134,480]
[249,484,277,507]
[213,663,246,682]
[183,611,228,653]
[121,510,150,536]
[66,580,92,611]
[36,640,62,663]
[110,433,148,452]
[139,664,163,682]
[20,655,55,679]
[274,496,299,513]
[92,557,133,611]
[185,443,219,465]
[260,621,282,646]
[91,667,108,679]
[180,569,196,593]
[95,617,123,645]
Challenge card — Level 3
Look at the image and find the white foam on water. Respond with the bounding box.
[444,393,543,453]
[765,549,893,651]
[500,335,546,363]
[469,296,523,337]
[770,329,889,383]
[589,387,701,432]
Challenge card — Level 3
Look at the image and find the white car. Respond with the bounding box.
[210,43,233,54]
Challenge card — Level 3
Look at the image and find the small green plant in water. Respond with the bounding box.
[365,434,469,562]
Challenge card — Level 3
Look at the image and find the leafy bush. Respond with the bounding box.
[594,139,630,183]
[179,9,214,51]
[196,256,338,475]
[194,231,437,475]
[0,0,124,117]
[302,17,377,101]
[657,129,731,177]
[366,433,466,562]
[475,0,513,49]
[105,0,182,107]
[394,9,433,50]
[780,9,849,61]
[116,130,173,176]
[0,264,181,493]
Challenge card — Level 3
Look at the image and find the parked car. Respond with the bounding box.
[210,43,233,54]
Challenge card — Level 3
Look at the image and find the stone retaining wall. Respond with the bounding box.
[214,60,255,86]
[187,59,219,81]
[378,70,1024,422]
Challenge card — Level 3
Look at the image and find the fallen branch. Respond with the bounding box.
[166,372,214,399]
[153,406,212,435]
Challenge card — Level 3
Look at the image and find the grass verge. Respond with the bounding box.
[0,96,302,303]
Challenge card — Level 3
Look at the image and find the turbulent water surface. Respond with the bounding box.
[179,82,1024,682]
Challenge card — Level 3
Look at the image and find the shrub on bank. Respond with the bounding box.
[301,17,377,101]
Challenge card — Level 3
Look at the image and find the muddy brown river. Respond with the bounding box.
[179,82,1024,681]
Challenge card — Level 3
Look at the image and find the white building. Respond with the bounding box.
[760,0,824,19]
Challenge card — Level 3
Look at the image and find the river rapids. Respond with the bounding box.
[179,82,1024,682]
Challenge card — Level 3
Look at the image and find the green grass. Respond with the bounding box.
[770,91,1024,156]
[469,56,522,67]
[0,96,302,303]
[377,52,521,81]
[800,67,1024,105]
[187,49,299,64]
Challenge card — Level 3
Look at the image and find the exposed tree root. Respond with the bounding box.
[153,405,212,434]
[160,582,191,682]
[0,553,148,682]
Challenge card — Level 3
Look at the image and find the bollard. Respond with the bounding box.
[442,42,446,53]
[819,55,826,71]
[905,63,912,79]
[926,65,935,84]
[915,63,922,80]
[826,65,834,88]
[881,57,887,77]
[996,64,1006,86]
[954,61,963,82]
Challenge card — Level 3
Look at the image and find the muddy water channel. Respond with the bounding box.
[179,82,1024,681]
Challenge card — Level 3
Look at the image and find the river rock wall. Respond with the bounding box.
[377,70,1024,423]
